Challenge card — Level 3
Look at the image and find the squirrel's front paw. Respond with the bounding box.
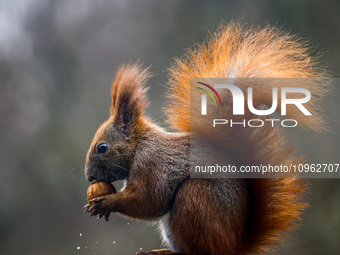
[84,195,113,221]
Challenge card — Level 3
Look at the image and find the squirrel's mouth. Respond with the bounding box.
[85,166,127,183]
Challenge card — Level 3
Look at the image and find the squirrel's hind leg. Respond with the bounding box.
[168,178,249,255]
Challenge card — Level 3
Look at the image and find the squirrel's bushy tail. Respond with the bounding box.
[165,22,330,253]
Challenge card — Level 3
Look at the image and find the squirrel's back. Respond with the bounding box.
[165,22,330,253]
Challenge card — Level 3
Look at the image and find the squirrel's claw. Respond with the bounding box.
[84,196,112,220]
[84,203,90,212]
[89,205,102,216]
[104,210,111,221]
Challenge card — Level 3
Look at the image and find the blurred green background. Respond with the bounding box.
[0,0,339,254]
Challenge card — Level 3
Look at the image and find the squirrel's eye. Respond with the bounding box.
[98,143,108,154]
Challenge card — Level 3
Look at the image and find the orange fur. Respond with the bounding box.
[166,22,328,132]
[165,22,330,253]
[110,64,151,119]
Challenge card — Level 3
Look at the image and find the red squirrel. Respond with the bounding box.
[84,22,329,255]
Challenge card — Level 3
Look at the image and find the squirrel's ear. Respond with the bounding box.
[110,64,150,129]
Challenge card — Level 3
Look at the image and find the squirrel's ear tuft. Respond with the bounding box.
[110,64,151,126]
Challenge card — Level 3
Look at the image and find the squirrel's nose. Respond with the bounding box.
[85,165,96,182]
[86,175,94,182]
